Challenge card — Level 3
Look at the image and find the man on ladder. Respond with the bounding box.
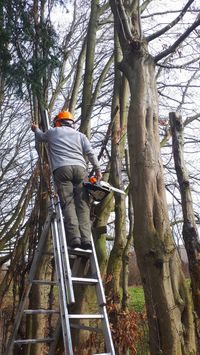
[6,110,115,355]
[31,111,102,250]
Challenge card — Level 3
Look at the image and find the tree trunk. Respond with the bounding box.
[122,150,133,311]
[80,0,99,136]
[128,48,196,355]
[109,1,196,353]
[69,38,87,115]
[170,111,200,343]
[106,31,127,307]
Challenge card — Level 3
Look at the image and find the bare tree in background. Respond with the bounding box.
[170,111,200,342]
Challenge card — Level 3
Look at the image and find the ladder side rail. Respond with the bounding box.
[49,181,75,304]
[55,198,75,304]
[6,214,52,355]
[42,109,75,304]
[29,214,52,281]
[89,237,116,355]
[90,237,106,305]
[41,109,51,131]
[100,306,116,355]
[51,214,74,354]
[51,196,75,304]
[5,284,32,355]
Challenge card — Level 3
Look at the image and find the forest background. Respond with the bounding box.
[0,0,200,354]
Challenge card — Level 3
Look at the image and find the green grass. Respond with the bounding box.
[128,280,191,313]
[128,286,149,354]
[128,286,145,312]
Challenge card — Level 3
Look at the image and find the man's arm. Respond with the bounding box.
[81,135,102,181]
[31,123,48,142]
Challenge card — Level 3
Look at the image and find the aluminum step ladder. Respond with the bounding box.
[5,110,115,355]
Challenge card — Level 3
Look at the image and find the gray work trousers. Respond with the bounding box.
[53,165,91,243]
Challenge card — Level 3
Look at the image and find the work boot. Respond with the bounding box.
[70,238,81,248]
[81,240,92,250]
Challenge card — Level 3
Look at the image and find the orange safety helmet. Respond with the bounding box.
[54,111,74,127]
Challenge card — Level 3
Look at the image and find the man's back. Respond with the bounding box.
[31,113,102,248]
[45,126,87,171]
[34,125,94,171]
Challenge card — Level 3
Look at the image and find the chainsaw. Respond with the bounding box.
[84,176,126,202]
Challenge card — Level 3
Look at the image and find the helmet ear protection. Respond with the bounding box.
[54,111,74,127]
[54,118,61,127]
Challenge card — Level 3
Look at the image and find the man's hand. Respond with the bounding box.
[31,123,38,132]
[96,171,102,181]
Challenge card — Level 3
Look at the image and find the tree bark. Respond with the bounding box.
[122,149,133,311]
[127,51,196,355]
[80,0,100,136]
[69,38,87,115]
[170,111,200,342]
[106,30,127,307]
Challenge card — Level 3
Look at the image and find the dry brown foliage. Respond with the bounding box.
[106,297,140,354]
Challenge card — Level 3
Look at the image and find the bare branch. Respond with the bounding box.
[156,56,200,70]
[140,0,153,14]
[154,16,200,62]
[147,0,196,42]
[184,113,200,127]
[176,70,198,111]
[109,0,133,43]
[116,0,134,42]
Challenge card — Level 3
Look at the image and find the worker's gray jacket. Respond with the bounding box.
[34,126,100,173]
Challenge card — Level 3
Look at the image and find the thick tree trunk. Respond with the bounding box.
[126,49,195,355]
[170,111,200,342]
[109,1,196,352]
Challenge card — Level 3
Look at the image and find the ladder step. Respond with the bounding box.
[68,314,104,319]
[71,276,98,285]
[68,247,92,256]
[24,309,59,315]
[32,280,57,285]
[14,338,54,344]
